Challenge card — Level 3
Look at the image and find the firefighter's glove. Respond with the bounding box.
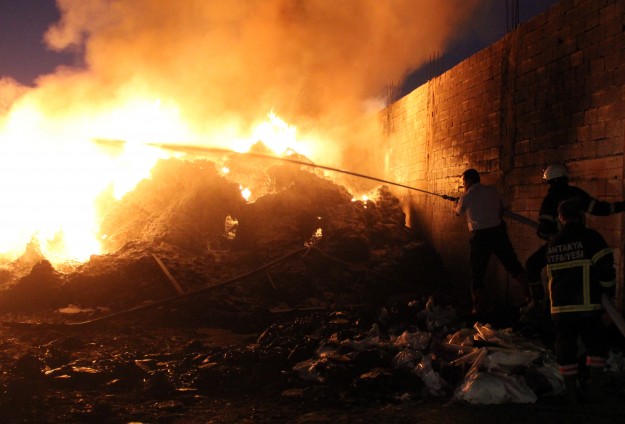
[442,195,459,202]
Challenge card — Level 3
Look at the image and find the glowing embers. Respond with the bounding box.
[305,217,323,247]
[224,215,239,240]
[239,186,252,201]
[351,194,370,208]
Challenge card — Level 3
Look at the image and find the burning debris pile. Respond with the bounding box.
[0,154,442,327]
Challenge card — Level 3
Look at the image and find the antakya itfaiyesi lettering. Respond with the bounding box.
[548,241,584,262]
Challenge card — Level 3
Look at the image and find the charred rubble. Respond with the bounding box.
[3,291,619,423]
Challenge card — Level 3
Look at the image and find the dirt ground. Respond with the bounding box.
[1,306,625,424]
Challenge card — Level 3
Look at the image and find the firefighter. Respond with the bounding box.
[454,169,531,317]
[546,198,616,402]
[525,163,624,308]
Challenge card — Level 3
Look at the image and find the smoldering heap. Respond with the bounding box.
[0,151,442,328]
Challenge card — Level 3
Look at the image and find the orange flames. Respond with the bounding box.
[0,95,316,266]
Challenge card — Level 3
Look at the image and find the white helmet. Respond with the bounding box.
[543,163,568,182]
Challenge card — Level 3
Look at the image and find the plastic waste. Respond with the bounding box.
[533,362,565,395]
[392,348,423,370]
[293,358,325,383]
[414,354,446,396]
[455,371,537,404]
[393,330,431,351]
[606,350,625,373]
[418,296,457,332]
[446,322,564,403]
[486,350,540,372]
[446,328,476,347]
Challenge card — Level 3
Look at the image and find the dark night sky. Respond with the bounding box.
[0,0,559,89]
[401,0,561,94]
[0,0,75,85]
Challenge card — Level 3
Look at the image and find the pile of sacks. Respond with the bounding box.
[447,322,565,404]
[281,297,566,404]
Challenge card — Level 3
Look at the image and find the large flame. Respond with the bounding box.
[0,94,311,265]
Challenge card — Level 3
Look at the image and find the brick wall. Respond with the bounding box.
[382,0,625,309]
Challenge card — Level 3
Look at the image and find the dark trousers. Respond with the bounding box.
[552,312,607,369]
[469,223,525,291]
[525,243,548,300]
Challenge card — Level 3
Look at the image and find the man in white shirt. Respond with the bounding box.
[455,169,530,317]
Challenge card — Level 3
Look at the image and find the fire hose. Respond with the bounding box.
[144,141,546,227]
[94,139,458,201]
[94,139,556,246]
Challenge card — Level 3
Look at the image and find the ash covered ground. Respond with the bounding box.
[0,155,624,423]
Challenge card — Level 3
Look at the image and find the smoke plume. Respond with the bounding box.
[24,0,479,165]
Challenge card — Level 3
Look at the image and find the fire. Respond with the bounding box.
[0,95,315,266]
[240,186,252,202]
[352,195,370,203]
[234,112,312,157]
[0,97,178,264]
[252,112,309,156]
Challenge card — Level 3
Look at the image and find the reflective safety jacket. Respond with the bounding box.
[546,222,616,315]
[537,183,620,241]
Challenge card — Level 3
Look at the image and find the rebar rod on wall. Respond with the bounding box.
[506,0,520,32]
[428,51,444,81]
